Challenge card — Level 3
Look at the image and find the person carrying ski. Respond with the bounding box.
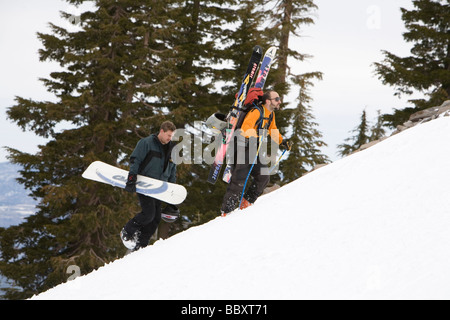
[120,121,178,251]
[220,89,291,216]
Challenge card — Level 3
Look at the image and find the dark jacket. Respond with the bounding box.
[129,134,176,183]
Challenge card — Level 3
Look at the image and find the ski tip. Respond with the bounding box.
[253,45,263,54]
[266,46,278,56]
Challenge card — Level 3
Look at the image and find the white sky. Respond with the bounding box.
[0,0,420,163]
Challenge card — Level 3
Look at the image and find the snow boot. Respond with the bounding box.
[239,198,253,210]
[120,228,140,250]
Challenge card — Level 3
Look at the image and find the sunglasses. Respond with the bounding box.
[269,97,282,102]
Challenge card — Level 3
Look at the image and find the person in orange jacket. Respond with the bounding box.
[220,89,291,216]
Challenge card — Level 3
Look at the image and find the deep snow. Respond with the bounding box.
[33,116,450,300]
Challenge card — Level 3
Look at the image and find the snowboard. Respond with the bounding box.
[82,161,187,205]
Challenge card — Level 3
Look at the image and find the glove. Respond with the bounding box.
[124,173,137,193]
[243,87,263,106]
[280,139,292,151]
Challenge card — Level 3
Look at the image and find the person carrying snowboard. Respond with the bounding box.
[120,121,179,251]
[220,89,291,216]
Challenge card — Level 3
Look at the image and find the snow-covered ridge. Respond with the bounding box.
[32,116,450,300]
[0,162,37,227]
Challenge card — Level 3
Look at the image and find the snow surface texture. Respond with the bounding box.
[33,117,450,300]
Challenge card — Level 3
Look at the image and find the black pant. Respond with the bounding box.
[220,148,269,214]
[124,194,161,247]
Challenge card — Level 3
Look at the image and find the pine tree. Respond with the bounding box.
[337,110,370,157]
[373,0,450,128]
[370,110,386,141]
[278,72,329,183]
[0,0,328,299]
[223,0,272,92]
[261,0,327,182]
[1,0,188,299]
[174,0,278,226]
[162,0,258,226]
[337,110,388,158]
[264,0,318,96]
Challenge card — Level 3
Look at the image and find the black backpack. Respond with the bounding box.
[235,102,274,132]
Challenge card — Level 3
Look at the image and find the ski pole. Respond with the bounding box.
[239,125,264,209]
[269,149,287,174]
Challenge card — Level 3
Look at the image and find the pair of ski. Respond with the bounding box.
[207,45,277,185]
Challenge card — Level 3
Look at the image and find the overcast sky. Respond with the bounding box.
[0,0,420,163]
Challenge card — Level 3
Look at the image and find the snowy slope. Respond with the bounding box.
[33,117,450,300]
[0,162,37,227]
